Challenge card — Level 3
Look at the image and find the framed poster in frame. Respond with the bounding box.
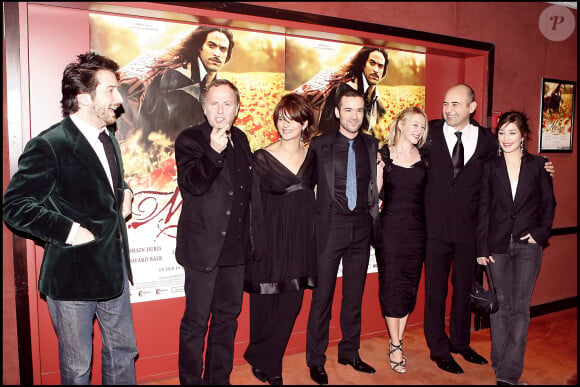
[539,78,576,153]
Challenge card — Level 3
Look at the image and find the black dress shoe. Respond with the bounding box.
[451,347,489,365]
[309,365,328,385]
[433,356,464,374]
[268,376,283,385]
[251,366,284,385]
[251,366,268,383]
[338,357,376,374]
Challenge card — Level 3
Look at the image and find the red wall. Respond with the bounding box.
[3,18,19,385]
[3,2,576,384]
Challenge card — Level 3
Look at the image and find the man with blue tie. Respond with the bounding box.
[306,88,380,385]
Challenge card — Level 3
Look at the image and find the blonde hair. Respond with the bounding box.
[387,106,428,148]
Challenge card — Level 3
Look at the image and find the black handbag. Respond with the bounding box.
[469,264,499,315]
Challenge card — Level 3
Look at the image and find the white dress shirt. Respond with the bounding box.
[443,121,479,165]
[65,114,115,244]
[361,75,381,130]
[510,177,518,201]
[198,57,208,83]
[70,114,116,190]
[197,57,221,84]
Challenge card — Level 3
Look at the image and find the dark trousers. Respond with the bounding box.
[244,290,304,377]
[179,264,245,385]
[306,214,372,366]
[489,241,543,384]
[424,233,476,360]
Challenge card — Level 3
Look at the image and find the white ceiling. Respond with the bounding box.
[546,2,577,9]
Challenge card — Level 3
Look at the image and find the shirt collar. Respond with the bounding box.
[198,57,208,82]
[361,75,380,99]
[362,75,370,94]
[70,113,107,147]
[337,130,360,144]
[443,121,476,138]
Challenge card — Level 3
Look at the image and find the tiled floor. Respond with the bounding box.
[142,307,577,385]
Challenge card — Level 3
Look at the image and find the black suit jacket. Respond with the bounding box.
[476,153,556,256]
[3,117,132,300]
[424,119,497,242]
[310,131,380,252]
[175,122,253,272]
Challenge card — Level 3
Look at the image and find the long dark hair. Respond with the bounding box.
[166,27,234,66]
[341,47,389,79]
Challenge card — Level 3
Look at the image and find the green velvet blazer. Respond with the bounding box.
[3,116,132,301]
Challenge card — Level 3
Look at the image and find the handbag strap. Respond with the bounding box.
[483,265,497,293]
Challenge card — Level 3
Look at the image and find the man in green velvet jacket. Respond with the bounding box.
[3,52,138,384]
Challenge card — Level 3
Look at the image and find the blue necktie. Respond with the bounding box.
[346,139,357,211]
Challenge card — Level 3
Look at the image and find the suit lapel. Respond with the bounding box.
[321,138,336,202]
[107,127,126,202]
[432,126,454,177]
[512,155,530,207]
[363,134,377,205]
[232,127,253,167]
[496,156,514,201]
[232,127,252,186]
[189,59,202,84]
[63,117,116,196]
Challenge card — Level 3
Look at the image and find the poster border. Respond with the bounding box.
[36,1,495,119]
[161,1,495,121]
[539,77,576,153]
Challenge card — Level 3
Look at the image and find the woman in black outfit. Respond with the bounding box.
[376,106,429,374]
[244,93,317,385]
[476,111,556,385]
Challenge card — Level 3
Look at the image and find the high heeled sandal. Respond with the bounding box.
[399,339,407,366]
[389,340,407,374]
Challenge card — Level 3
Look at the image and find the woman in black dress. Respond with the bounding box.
[244,93,317,385]
[376,106,428,374]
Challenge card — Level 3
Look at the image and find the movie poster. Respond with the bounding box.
[539,79,576,152]
[90,13,425,303]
